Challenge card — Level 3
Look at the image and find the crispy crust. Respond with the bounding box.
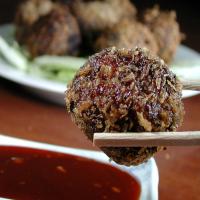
[66,47,184,166]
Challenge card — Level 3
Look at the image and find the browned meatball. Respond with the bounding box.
[71,0,137,32]
[142,6,183,63]
[66,47,184,166]
[15,0,54,43]
[23,4,81,57]
[95,19,158,55]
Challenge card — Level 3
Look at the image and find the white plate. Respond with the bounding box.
[0,24,199,105]
[0,134,158,200]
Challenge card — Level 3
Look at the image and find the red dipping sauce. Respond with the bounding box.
[0,146,140,200]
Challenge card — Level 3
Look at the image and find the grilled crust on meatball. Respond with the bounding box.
[15,0,54,43]
[66,47,184,166]
[23,4,81,57]
[71,0,137,32]
[142,6,183,63]
[95,19,158,55]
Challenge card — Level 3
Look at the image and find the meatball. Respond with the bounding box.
[71,0,137,32]
[95,19,158,55]
[24,4,81,57]
[15,0,54,43]
[66,47,184,166]
[142,6,183,63]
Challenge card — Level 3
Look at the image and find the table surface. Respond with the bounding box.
[0,1,200,199]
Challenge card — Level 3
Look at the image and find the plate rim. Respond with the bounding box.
[0,23,199,100]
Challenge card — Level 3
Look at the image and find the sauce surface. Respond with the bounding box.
[0,146,140,200]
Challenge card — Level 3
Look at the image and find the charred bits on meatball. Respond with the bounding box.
[66,47,184,166]
[24,4,81,57]
[95,19,158,55]
[142,5,183,63]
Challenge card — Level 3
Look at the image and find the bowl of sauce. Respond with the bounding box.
[0,146,140,200]
[0,135,158,200]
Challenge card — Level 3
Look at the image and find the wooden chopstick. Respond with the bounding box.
[93,131,200,147]
[181,79,200,91]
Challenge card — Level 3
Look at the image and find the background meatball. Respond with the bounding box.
[66,47,184,166]
[71,0,137,32]
[24,4,81,57]
[15,0,54,43]
[71,0,137,54]
[95,19,158,55]
[142,6,183,63]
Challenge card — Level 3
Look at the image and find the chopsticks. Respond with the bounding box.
[93,131,200,147]
[181,79,200,91]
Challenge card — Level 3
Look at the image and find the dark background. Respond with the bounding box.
[0,0,199,52]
